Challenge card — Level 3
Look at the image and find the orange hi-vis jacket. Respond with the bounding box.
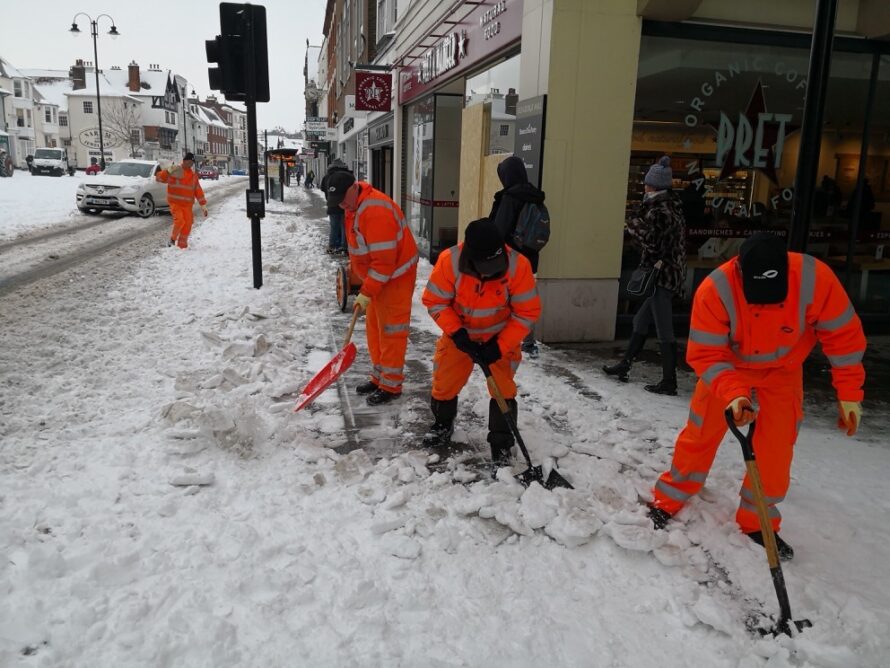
[689,252,866,404]
[345,184,418,297]
[423,243,541,354]
[157,167,207,207]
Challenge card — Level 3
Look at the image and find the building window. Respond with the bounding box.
[499,124,509,136]
[45,108,52,124]
[16,109,25,127]
[13,80,22,97]
[63,139,72,147]
[83,100,93,114]
[59,113,68,127]
[130,129,141,146]
[26,109,32,127]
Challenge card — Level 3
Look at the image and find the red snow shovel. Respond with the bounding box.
[481,362,573,490]
[294,307,361,412]
[725,410,812,637]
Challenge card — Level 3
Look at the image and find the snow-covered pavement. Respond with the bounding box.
[1,185,888,667]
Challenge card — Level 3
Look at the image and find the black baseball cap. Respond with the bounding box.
[464,218,507,277]
[325,170,356,208]
[183,152,195,161]
[739,232,788,304]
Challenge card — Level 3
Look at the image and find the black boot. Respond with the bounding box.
[366,388,401,405]
[645,341,678,395]
[648,506,672,530]
[603,332,646,381]
[422,397,457,447]
[356,380,378,395]
[746,531,795,562]
[487,398,517,477]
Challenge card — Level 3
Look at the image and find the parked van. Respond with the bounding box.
[32,148,70,177]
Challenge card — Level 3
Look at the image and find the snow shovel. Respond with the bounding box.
[480,362,573,490]
[294,307,361,412]
[725,410,812,637]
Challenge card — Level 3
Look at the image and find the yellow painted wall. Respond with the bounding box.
[693,0,861,32]
[538,0,642,280]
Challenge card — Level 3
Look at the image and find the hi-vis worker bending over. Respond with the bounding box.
[155,152,208,248]
[649,233,866,560]
[421,218,541,469]
[326,171,418,406]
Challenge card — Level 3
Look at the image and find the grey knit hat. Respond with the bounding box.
[644,155,673,189]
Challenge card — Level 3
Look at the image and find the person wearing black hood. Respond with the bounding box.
[321,159,352,254]
[488,155,547,357]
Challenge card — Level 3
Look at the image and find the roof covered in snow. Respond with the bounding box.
[105,66,174,97]
[0,57,29,80]
[20,68,69,81]
[33,79,72,111]
[65,72,141,103]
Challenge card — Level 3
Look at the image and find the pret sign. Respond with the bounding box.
[355,71,392,112]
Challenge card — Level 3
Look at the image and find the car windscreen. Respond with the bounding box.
[103,162,153,177]
[34,149,62,159]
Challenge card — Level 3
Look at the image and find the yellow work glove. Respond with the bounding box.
[167,164,183,178]
[727,396,755,426]
[201,205,209,218]
[837,400,862,436]
[355,293,371,311]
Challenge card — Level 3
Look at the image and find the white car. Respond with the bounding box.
[76,159,169,218]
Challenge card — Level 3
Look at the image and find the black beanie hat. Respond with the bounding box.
[325,169,356,208]
[739,232,789,304]
[183,152,195,161]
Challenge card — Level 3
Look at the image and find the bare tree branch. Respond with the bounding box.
[103,100,145,158]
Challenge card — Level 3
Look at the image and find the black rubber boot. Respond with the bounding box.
[645,341,678,395]
[366,388,401,405]
[746,531,795,562]
[488,398,517,476]
[356,380,378,395]
[603,332,647,381]
[648,506,672,530]
[422,397,457,447]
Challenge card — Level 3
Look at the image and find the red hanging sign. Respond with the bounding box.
[355,71,392,112]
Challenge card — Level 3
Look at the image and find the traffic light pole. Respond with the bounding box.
[245,6,263,289]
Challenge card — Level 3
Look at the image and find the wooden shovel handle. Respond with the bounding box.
[343,306,361,349]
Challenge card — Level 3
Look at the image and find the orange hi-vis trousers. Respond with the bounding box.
[365,267,417,394]
[170,204,195,249]
[652,365,804,533]
[431,335,521,401]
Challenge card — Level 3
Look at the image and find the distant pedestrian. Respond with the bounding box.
[604,155,686,395]
[295,163,303,186]
[487,156,549,357]
[648,233,866,561]
[305,169,315,188]
[155,152,208,249]
[320,159,352,254]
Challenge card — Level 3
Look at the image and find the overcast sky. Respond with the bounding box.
[2,0,327,132]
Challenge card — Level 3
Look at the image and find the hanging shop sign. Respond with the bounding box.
[514,95,547,189]
[78,127,122,149]
[400,0,522,105]
[355,71,392,112]
[368,115,394,149]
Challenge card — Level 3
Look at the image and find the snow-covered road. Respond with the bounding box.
[1,184,888,667]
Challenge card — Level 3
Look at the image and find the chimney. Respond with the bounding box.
[69,59,86,91]
[128,61,140,92]
[505,87,518,116]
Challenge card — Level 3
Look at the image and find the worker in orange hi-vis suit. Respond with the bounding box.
[421,218,541,471]
[325,171,418,406]
[649,233,866,561]
[155,152,207,249]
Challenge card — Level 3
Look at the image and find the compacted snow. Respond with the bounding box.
[1,183,888,667]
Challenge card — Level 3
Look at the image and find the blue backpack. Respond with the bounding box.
[512,201,551,252]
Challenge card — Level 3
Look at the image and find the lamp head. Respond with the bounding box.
[69,22,81,36]
[108,25,119,39]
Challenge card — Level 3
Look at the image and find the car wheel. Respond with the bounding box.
[137,194,156,218]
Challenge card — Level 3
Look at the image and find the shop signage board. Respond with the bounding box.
[355,71,392,112]
[368,116,394,148]
[304,117,328,132]
[400,0,522,105]
[514,95,547,189]
[78,127,122,149]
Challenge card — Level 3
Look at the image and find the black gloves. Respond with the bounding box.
[451,328,478,357]
[477,337,502,365]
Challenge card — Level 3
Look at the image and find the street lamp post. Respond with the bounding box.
[70,13,119,170]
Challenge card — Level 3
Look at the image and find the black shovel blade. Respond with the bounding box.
[758,617,813,637]
[515,465,574,490]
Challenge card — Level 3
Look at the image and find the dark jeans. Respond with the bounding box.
[328,209,346,250]
[632,285,676,343]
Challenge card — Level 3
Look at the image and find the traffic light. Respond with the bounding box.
[205,3,269,102]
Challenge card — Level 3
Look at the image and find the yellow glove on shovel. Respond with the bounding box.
[837,400,862,436]
[355,293,371,311]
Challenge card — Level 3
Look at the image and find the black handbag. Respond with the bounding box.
[626,260,663,300]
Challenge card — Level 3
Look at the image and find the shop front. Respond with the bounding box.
[367,114,394,196]
[398,0,523,261]
[621,23,890,326]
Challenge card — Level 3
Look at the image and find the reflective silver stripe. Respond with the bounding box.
[799,254,816,333]
[467,322,508,336]
[655,479,693,503]
[356,197,403,222]
[670,465,708,484]
[740,487,785,505]
[708,268,737,341]
[510,287,538,304]
[827,350,864,367]
[368,240,397,251]
[377,379,402,391]
[450,245,462,293]
[689,328,730,347]
[428,304,448,314]
[167,194,194,202]
[379,365,404,375]
[815,302,855,332]
[508,249,518,279]
[511,314,535,329]
[383,322,410,335]
[367,269,391,283]
[459,305,504,318]
[739,498,781,519]
[426,281,454,299]
[737,346,792,363]
[702,362,734,384]
[391,254,418,279]
[688,408,704,429]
